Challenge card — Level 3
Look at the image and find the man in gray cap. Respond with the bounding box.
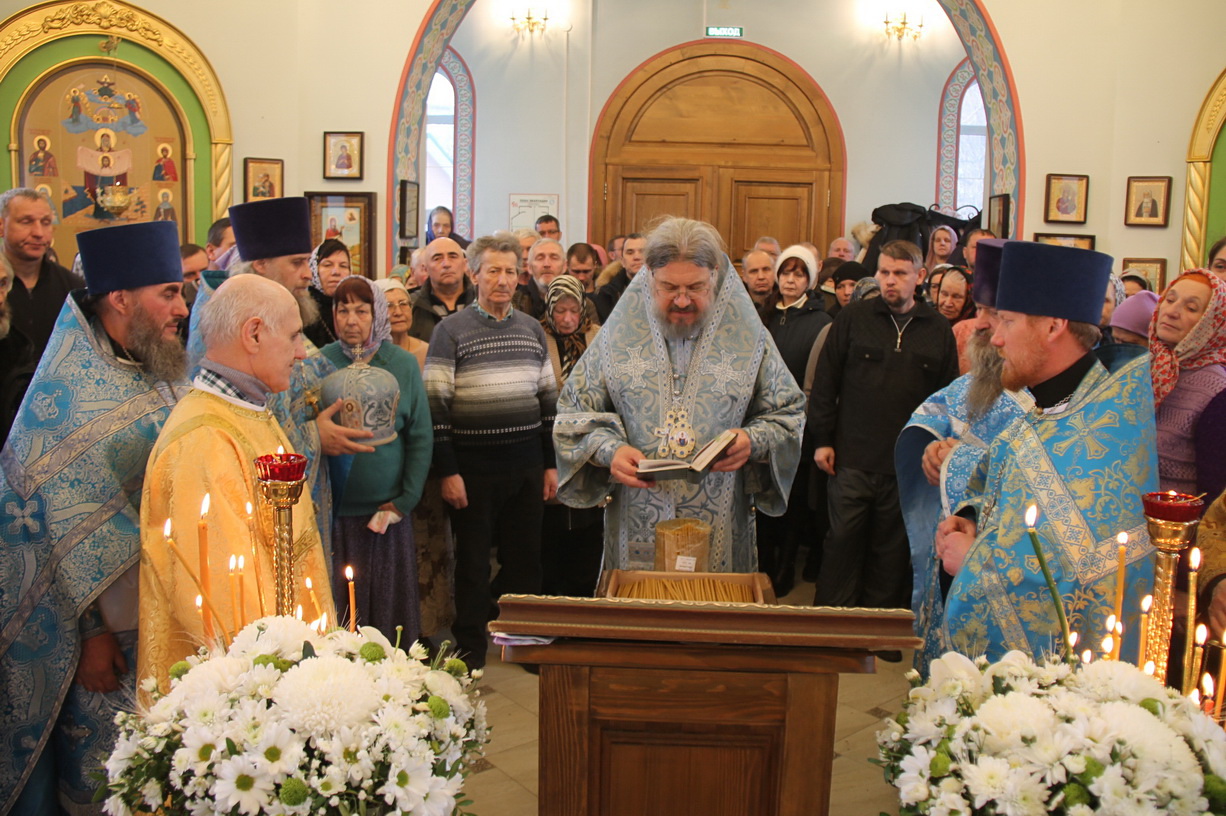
[933,240,1158,664]
[0,221,188,815]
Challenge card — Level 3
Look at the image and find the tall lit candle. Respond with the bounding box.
[1143,660,1155,676]
[1184,548,1202,693]
[1068,631,1079,651]
[1216,638,1226,721]
[1081,649,1093,664]
[305,577,323,622]
[346,565,357,632]
[1113,532,1128,657]
[228,555,240,637]
[198,494,213,640]
[195,593,202,619]
[1190,623,1209,697]
[1101,635,1114,661]
[236,555,247,630]
[295,604,303,621]
[1139,595,1152,667]
[1204,673,1215,710]
[1025,504,1073,664]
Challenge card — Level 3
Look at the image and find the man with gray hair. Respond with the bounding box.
[424,232,558,668]
[513,237,566,318]
[753,235,782,262]
[138,274,336,690]
[555,216,805,574]
[0,188,82,361]
[185,196,374,550]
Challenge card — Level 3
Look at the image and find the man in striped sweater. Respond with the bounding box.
[424,232,559,668]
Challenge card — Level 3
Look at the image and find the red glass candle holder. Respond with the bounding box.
[255,452,308,483]
[1142,491,1204,523]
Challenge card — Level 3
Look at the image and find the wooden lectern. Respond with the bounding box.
[492,593,919,816]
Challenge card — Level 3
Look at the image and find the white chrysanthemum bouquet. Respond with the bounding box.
[101,617,489,816]
[876,651,1226,816]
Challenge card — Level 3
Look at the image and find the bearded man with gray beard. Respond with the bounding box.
[0,221,190,815]
[894,239,1029,675]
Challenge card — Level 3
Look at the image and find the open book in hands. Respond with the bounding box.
[635,429,739,483]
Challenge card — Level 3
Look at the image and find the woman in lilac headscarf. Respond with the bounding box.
[320,275,433,637]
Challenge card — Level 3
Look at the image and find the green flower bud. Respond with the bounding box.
[253,654,293,672]
[359,643,387,663]
[929,750,952,777]
[444,657,469,677]
[279,777,310,806]
[427,695,451,719]
[168,661,191,681]
[1078,756,1105,783]
[1060,782,1091,808]
[1138,698,1163,718]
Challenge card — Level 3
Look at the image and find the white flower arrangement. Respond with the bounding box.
[101,616,489,816]
[876,651,1226,816]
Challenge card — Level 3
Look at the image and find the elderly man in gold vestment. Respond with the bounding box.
[138,275,336,693]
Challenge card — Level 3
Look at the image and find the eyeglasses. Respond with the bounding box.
[652,279,712,300]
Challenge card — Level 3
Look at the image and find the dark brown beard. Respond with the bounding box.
[127,304,187,383]
[966,329,1005,421]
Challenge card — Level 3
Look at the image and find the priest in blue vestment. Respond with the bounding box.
[934,241,1157,664]
[896,239,1030,672]
[0,221,189,815]
[554,217,805,574]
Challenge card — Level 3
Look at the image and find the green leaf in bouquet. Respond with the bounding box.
[225,737,239,757]
[1204,774,1226,813]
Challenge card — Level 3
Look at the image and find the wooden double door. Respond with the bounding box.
[590,42,845,260]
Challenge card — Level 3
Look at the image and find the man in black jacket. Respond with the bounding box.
[809,240,958,610]
[0,188,83,359]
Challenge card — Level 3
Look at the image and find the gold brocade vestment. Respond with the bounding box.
[137,389,336,693]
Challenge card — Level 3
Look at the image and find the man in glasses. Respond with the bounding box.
[555,216,805,574]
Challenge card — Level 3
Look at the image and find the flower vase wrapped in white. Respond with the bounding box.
[101,616,489,816]
[876,651,1226,816]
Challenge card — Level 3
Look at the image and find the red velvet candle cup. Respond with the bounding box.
[1142,491,1204,523]
[255,452,308,482]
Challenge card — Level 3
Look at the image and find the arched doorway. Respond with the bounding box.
[1181,66,1226,270]
[589,41,844,258]
[387,0,1024,264]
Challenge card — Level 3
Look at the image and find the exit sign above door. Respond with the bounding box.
[705,26,743,38]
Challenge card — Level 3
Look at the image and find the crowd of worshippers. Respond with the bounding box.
[3,182,1226,812]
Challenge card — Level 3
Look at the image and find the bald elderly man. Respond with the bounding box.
[410,236,477,342]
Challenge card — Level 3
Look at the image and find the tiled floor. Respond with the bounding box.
[460,578,910,815]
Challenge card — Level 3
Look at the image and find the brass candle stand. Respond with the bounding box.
[1142,492,1204,684]
[255,452,309,616]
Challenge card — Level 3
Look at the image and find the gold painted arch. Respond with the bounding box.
[1181,65,1226,271]
[0,0,233,224]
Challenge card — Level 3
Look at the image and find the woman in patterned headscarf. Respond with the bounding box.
[541,274,597,385]
[1150,270,1226,500]
[304,239,350,348]
[539,274,603,595]
[319,275,432,637]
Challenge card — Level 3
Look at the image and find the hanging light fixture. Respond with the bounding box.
[884,12,923,42]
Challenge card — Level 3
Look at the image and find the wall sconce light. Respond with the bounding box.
[884,12,923,41]
[511,8,549,34]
